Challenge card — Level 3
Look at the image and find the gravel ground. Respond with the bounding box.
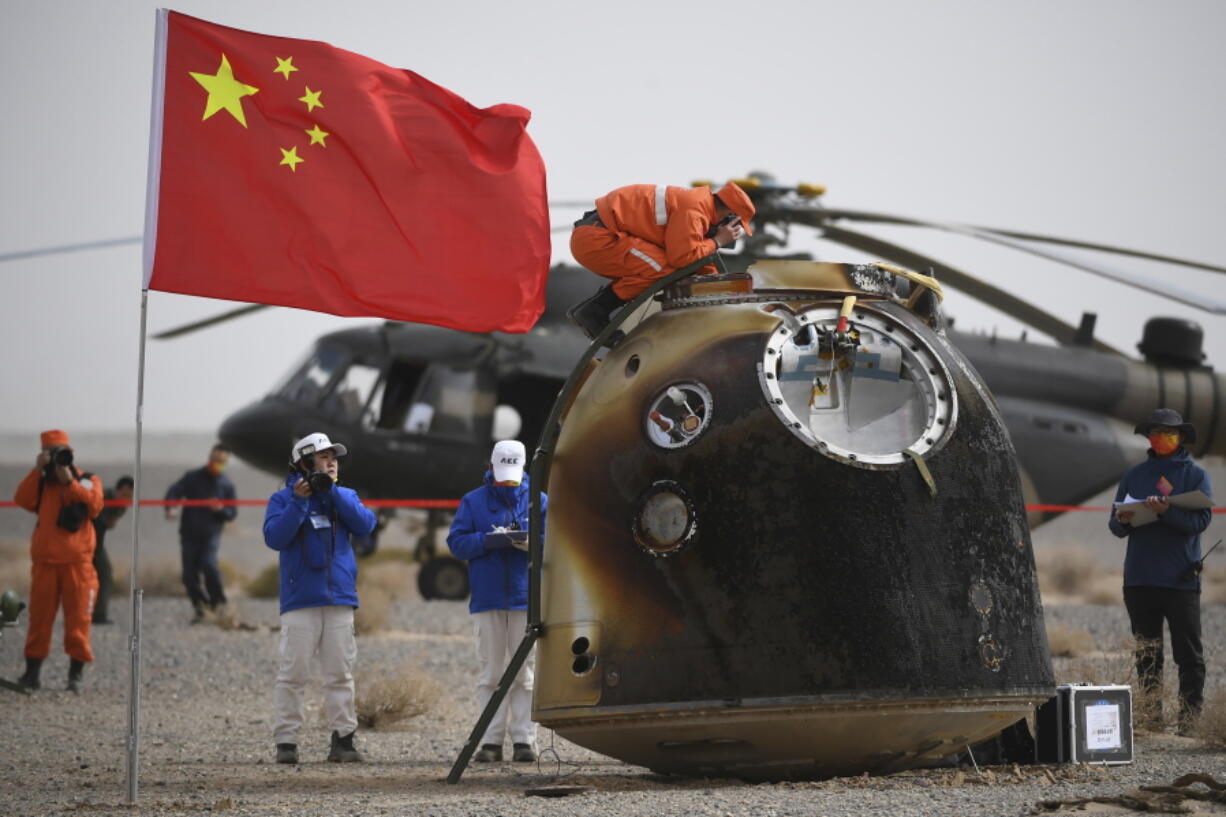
[2,595,1226,817]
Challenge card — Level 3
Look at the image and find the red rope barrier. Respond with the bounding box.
[0,500,1218,513]
[0,498,460,509]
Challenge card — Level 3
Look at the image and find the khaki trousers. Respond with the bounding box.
[273,605,357,744]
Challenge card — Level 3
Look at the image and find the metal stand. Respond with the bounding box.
[446,254,715,783]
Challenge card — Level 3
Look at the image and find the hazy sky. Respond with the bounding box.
[3,1,1224,434]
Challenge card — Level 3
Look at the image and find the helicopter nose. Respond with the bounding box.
[218,400,297,473]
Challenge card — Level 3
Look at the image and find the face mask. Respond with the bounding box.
[1148,431,1180,456]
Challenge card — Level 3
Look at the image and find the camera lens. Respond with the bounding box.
[52,447,74,467]
[307,472,333,494]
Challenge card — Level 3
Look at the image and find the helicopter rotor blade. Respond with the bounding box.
[0,235,142,263]
[817,208,1226,273]
[815,208,1226,313]
[151,303,272,339]
[816,223,1123,355]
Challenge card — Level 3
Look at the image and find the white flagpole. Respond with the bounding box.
[128,7,169,804]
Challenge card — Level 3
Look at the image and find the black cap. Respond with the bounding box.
[1134,408,1197,444]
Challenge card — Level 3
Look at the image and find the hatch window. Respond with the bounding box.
[759,305,958,467]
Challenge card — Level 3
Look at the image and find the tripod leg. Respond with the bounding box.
[447,627,539,783]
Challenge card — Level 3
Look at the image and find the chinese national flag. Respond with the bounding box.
[144,11,551,333]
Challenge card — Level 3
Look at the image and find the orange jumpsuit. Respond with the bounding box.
[570,184,722,299]
[13,467,104,663]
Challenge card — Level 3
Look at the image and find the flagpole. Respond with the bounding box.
[128,8,169,804]
[125,291,149,804]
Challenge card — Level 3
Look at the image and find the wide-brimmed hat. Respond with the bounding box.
[1134,408,1197,444]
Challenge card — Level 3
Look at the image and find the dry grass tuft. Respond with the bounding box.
[110,559,186,597]
[1035,548,1100,598]
[1084,574,1122,606]
[1055,635,1134,687]
[361,547,416,567]
[245,564,280,599]
[1046,622,1093,657]
[1055,634,1179,734]
[359,562,415,602]
[354,582,392,634]
[200,602,257,631]
[1193,689,1226,747]
[217,559,249,590]
[0,540,31,596]
[355,664,441,730]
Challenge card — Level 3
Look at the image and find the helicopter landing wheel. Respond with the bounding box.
[417,556,469,601]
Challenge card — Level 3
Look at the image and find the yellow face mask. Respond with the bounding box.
[1148,431,1180,456]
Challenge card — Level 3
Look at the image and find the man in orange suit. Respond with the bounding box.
[12,430,104,692]
[568,181,756,340]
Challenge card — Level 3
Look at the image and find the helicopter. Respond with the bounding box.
[154,175,1224,601]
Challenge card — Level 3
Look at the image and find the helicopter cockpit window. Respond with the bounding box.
[758,305,957,467]
[319,361,382,427]
[411,365,493,437]
[277,345,349,406]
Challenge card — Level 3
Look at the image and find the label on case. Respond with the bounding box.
[1085,702,1121,751]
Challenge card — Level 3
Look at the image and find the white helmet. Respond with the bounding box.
[290,432,348,465]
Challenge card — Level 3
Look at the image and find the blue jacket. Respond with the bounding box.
[1108,447,1214,590]
[447,473,547,614]
[263,474,378,614]
[165,466,237,541]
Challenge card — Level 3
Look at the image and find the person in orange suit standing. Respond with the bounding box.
[12,430,104,692]
[567,181,756,340]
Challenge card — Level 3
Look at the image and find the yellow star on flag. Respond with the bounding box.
[305,124,330,147]
[279,146,305,172]
[190,54,259,127]
[299,86,324,112]
[274,56,298,80]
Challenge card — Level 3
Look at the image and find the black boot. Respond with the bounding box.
[67,660,84,693]
[17,658,41,690]
[568,284,627,341]
[328,730,363,762]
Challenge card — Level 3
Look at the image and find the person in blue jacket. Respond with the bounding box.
[1109,408,1214,732]
[447,440,547,763]
[264,432,377,765]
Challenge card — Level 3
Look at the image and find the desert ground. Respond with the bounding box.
[1,435,1224,816]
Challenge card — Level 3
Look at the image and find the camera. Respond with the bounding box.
[306,471,334,495]
[705,212,740,240]
[298,452,334,495]
[57,502,88,533]
[43,446,74,480]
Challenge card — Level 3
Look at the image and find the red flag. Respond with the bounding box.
[143,11,550,333]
